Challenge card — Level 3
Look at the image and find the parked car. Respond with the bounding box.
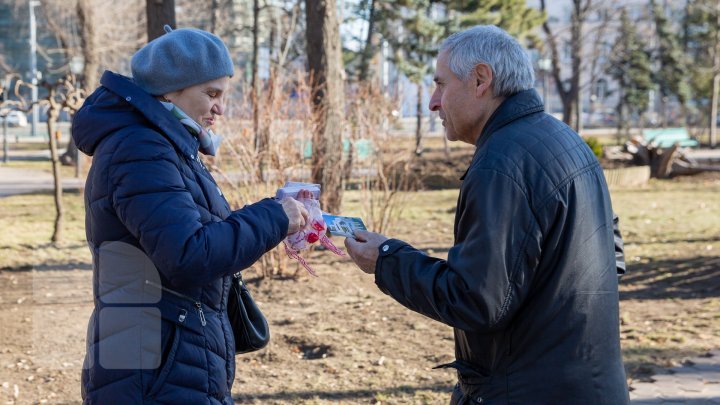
[0,110,28,127]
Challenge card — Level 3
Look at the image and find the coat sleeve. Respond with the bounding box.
[374,169,542,332]
[108,131,289,289]
[613,213,626,277]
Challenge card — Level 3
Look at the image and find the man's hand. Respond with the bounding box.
[344,230,389,274]
[280,197,309,234]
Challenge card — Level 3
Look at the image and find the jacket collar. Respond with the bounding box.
[475,88,544,149]
[100,71,200,159]
[459,89,545,180]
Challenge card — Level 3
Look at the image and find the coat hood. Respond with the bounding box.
[72,70,198,158]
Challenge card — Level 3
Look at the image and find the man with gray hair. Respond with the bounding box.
[345,25,629,403]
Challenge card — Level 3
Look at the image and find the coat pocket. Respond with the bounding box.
[436,360,491,403]
[451,383,486,404]
[147,321,181,398]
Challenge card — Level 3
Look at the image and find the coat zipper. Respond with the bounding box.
[145,280,207,326]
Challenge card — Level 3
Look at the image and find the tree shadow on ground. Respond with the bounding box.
[234,383,453,403]
[623,346,712,381]
[620,255,720,300]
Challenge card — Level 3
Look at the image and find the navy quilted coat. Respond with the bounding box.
[73,71,289,404]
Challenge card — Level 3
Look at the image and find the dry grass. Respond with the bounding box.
[0,173,718,403]
[610,175,720,382]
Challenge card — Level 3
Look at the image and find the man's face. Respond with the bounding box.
[429,51,488,145]
[163,76,230,129]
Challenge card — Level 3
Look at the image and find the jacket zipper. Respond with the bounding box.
[145,280,207,326]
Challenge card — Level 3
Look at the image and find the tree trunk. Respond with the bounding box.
[46,93,64,243]
[305,0,345,214]
[563,99,575,130]
[615,85,625,144]
[711,0,720,148]
[415,81,423,156]
[570,0,584,132]
[146,0,175,42]
[62,0,99,167]
[541,0,574,128]
[358,0,376,83]
[78,0,99,91]
[210,0,219,33]
[712,73,719,148]
[251,0,266,180]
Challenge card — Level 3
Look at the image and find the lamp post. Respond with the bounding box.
[29,0,40,137]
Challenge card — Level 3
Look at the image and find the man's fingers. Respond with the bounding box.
[344,236,361,250]
[352,229,371,242]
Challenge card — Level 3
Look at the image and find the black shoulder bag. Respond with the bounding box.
[228,273,270,354]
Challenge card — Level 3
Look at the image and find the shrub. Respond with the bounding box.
[585,136,603,159]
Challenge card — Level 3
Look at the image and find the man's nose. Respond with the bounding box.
[429,90,441,112]
[212,103,224,116]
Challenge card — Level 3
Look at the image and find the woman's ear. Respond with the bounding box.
[473,63,493,98]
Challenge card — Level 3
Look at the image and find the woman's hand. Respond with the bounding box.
[296,189,313,199]
[280,197,309,234]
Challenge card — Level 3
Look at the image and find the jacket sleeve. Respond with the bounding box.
[374,169,542,332]
[108,131,289,289]
[613,213,626,277]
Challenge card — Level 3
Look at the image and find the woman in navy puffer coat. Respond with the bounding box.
[73,26,308,404]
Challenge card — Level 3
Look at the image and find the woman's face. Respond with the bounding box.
[163,76,230,128]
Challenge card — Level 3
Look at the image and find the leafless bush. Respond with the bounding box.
[211,74,414,278]
[210,69,318,279]
[346,84,416,235]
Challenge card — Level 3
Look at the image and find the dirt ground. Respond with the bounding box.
[1,159,719,404]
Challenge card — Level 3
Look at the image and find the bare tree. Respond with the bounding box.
[77,0,99,90]
[541,0,593,131]
[711,0,720,147]
[35,75,85,242]
[252,0,266,179]
[305,0,345,213]
[59,0,100,166]
[146,0,175,41]
[357,0,376,83]
[24,0,144,84]
[248,0,302,180]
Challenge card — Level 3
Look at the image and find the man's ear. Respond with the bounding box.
[473,63,493,98]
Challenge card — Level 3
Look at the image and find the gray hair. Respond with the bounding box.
[439,25,535,97]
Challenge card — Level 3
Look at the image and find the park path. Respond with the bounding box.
[629,349,720,404]
[0,165,83,197]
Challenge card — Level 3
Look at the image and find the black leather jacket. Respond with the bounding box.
[375,89,628,404]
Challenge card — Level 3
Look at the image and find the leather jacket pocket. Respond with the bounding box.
[436,360,490,404]
[147,322,181,398]
[452,382,488,404]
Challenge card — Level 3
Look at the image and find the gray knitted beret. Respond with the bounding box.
[131,25,234,95]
